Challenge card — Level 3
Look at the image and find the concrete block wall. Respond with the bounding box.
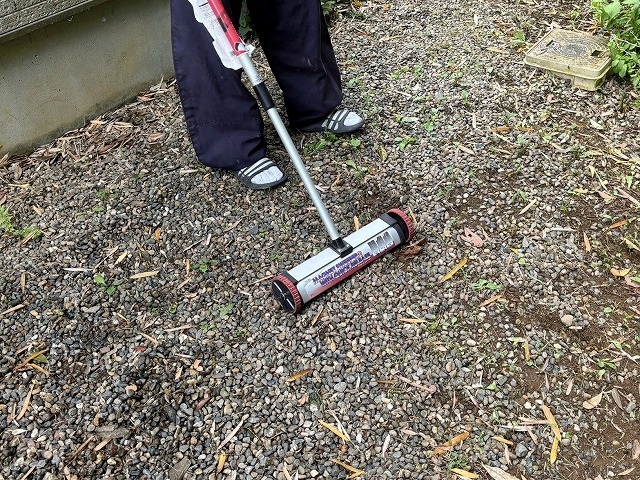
[0,0,174,157]
[1,1,109,42]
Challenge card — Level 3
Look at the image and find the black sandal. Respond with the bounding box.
[298,108,365,134]
[236,158,288,190]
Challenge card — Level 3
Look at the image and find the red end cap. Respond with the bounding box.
[387,208,415,242]
[272,275,303,314]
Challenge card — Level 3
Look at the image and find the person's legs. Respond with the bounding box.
[171,0,285,188]
[171,0,285,185]
[246,0,362,132]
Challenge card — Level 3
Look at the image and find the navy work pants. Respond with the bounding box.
[170,0,344,171]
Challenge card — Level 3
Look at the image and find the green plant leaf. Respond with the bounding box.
[219,303,234,317]
[345,159,357,169]
[33,354,48,363]
[94,274,106,286]
[604,0,622,18]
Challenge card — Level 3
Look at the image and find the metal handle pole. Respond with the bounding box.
[237,49,343,243]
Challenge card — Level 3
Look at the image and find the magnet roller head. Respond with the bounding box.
[272,209,415,313]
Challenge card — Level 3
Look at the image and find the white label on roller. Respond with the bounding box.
[187,0,253,70]
[293,224,403,303]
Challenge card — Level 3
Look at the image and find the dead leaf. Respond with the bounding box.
[400,244,422,256]
[130,270,159,279]
[432,431,470,455]
[541,405,561,439]
[523,339,530,362]
[399,317,429,323]
[397,375,437,394]
[15,384,35,421]
[165,325,194,333]
[460,227,483,247]
[583,232,591,252]
[625,275,640,288]
[14,348,49,372]
[582,392,603,410]
[479,295,502,307]
[609,219,628,229]
[458,145,475,155]
[619,467,636,476]
[282,464,293,480]
[195,397,211,411]
[440,258,468,282]
[286,369,312,382]
[311,306,324,326]
[491,125,511,132]
[0,304,26,316]
[218,414,248,451]
[141,332,158,345]
[632,439,640,460]
[617,188,640,205]
[168,457,190,480]
[154,228,162,241]
[320,421,350,442]
[379,146,388,161]
[114,250,128,265]
[93,438,111,452]
[330,459,365,478]
[147,132,165,143]
[482,465,520,480]
[95,425,129,439]
[451,468,479,479]
[217,451,227,473]
[518,199,536,215]
[381,434,391,457]
[611,389,623,409]
[354,216,361,231]
[550,435,559,464]
[28,363,50,376]
[611,267,631,277]
[492,436,514,446]
[626,238,640,251]
[598,189,614,199]
[191,359,202,373]
[503,443,511,466]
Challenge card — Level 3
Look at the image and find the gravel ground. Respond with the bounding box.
[1,0,639,479]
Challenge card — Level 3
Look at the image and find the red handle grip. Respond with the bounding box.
[206,0,246,57]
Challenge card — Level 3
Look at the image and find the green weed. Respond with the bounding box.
[304,132,336,154]
[344,159,369,179]
[219,303,234,317]
[511,31,527,48]
[471,279,501,291]
[0,206,42,240]
[395,136,416,151]
[94,273,122,296]
[592,0,640,88]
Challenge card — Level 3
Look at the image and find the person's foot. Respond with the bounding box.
[298,108,365,134]
[236,158,287,190]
